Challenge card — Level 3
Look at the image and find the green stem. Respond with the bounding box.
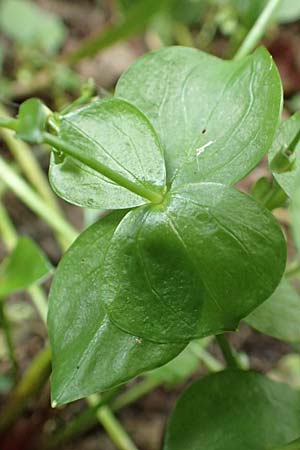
[0,301,19,378]
[285,261,300,278]
[0,201,17,250]
[0,106,69,251]
[215,334,240,369]
[111,377,161,412]
[189,341,224,372]
[0,346,51,432]
[0,155,77,243]
[0,200,49,323]
[0,117,18,131]
[43,133,164,204]
[88,394,140,450]
[234,0,282,60]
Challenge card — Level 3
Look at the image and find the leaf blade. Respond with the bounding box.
[48,211,184,405]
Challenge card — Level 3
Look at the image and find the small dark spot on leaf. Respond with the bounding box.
[202,128,207,134]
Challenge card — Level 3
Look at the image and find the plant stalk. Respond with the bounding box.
[88,394,140,450]
[0,106,69,251]
[0,346,52,432]
[0,156,77,243]
[234,0,282,60]
[215,334,240,369]
[0,301,19,378]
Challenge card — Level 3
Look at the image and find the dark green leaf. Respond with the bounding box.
[116,46,282,186]
[245,278,300,344]
[49,98,166,209]
[48,211,184,406]
[164,370,300,450]
[0,0,67,54]
[0,237,52,299]
[269,113,300,198]
[16,98,48,144]
[102,182,286,343]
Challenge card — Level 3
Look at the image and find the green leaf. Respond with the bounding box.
[148,339,210,386]
[16,98,48,144]
[277,0,300,24]
[0,0,67,54]
[0,237,52,299]
[290,172,300,255]
[245,278,300,344]
[102,182,286,343]
[49,98,166,209]
[48,211,185,406]
[164,370,300,450]
[116,46,282,186]
[269,113,300,198]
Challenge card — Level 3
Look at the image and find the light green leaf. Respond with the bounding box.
[116,46,282,186]
[0,0,67,54]
[245,278,300,344]
[16,98,48,144]
[102,182,286,343]
[164,370,300,450]
[277,0,300,23]
[49,98,166,209]
[48,211,185,406]
[148,339,211,386]
[290,172,300,255]
[269,113,300,198]
[0,237,52,299]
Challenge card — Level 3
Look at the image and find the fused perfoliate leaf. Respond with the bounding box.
[0,237,52,299]
[49,98,166,209]
[48,211,185,405]
[116,46,282,186]
[102,183,286,343]
[164,370,300,450]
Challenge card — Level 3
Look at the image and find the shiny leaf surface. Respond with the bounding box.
[49,98,166,209]
[102,183,286,343]
[116,46,282,185]
[48,212,184,405]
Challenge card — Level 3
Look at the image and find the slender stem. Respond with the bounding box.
[216,334,240,369]
[43,132,164,205]
[111,377,161,412]
[0,117,18,131]
[0,106,69,251]
[234,0,282,60]
[88,394,140,450]
[0,301,19,378]
[0,200,49,323]
[0,346,51,432]
[285,261,300,278]
[0,201,17,250]
[189,341,224,372]
[0,155,77,243]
